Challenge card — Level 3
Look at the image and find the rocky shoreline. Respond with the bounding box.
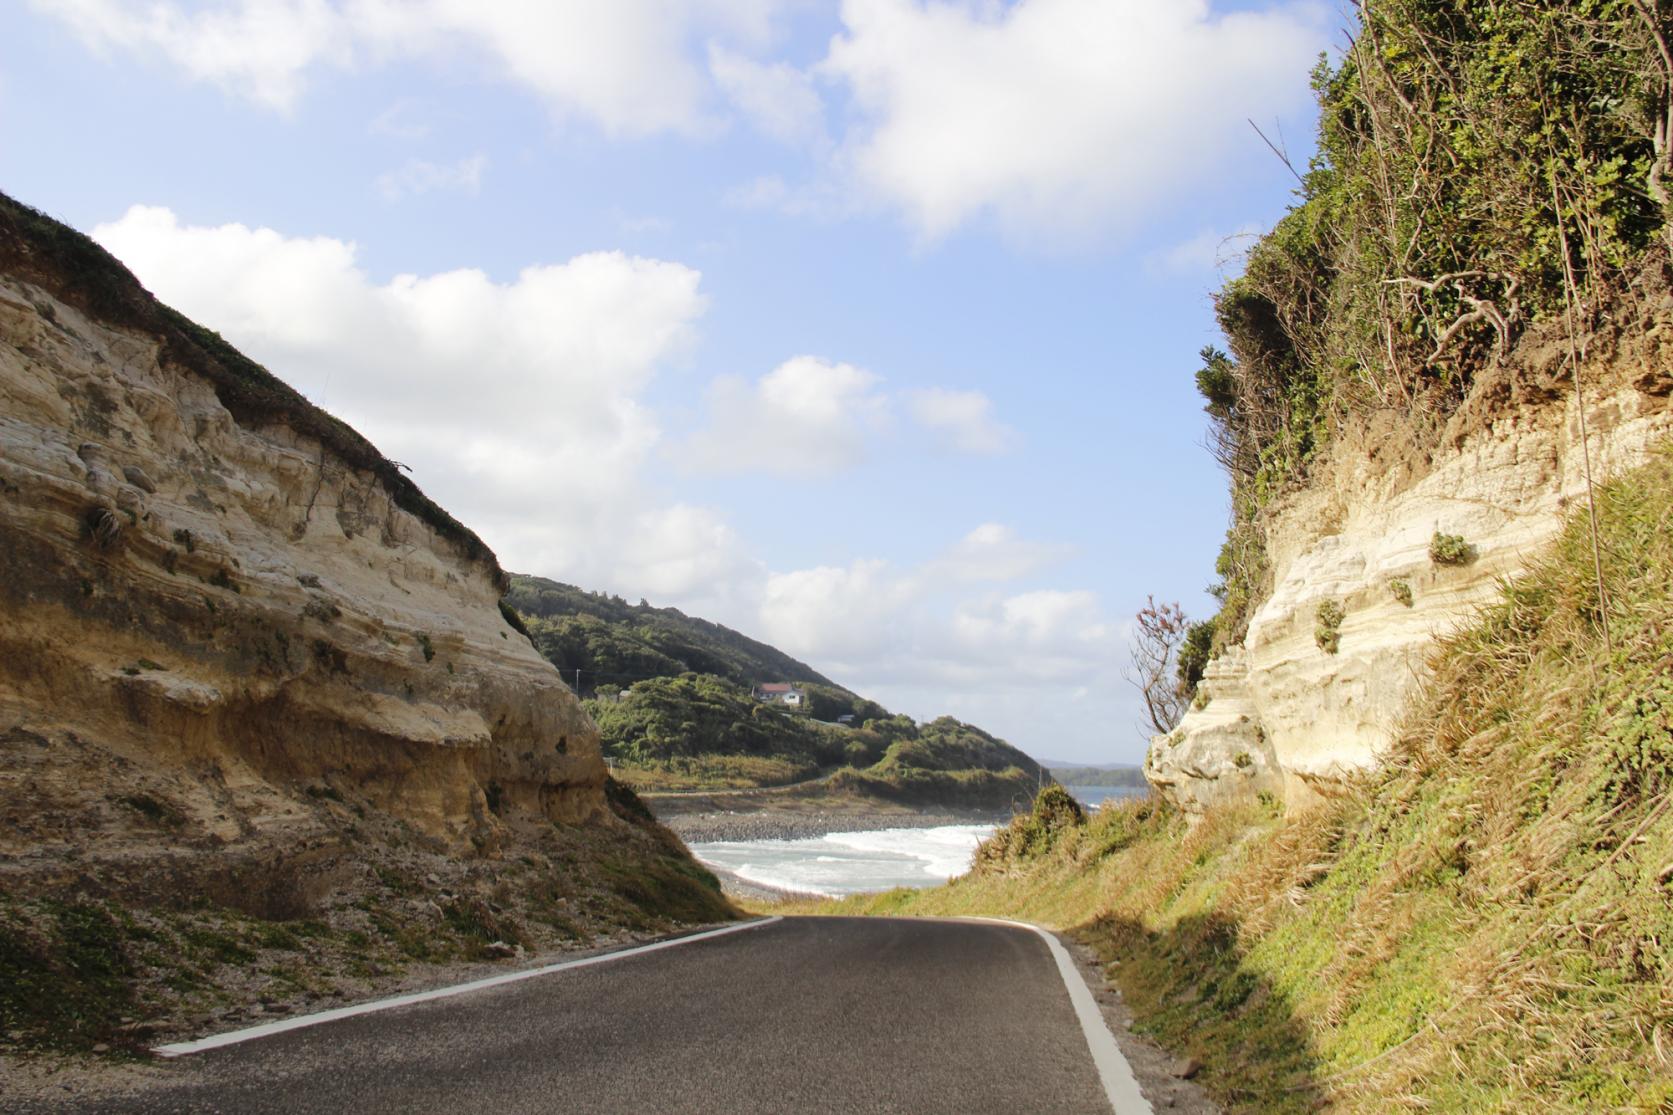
[659,808,1008,844]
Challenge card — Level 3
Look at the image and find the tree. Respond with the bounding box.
[1126,596,1190,737]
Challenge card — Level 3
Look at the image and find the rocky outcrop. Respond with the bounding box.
[1151,316,1673,813]
[1145,649,1281,812]
[0,202,610,890]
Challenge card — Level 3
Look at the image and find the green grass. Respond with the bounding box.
[771,448,1673,1113]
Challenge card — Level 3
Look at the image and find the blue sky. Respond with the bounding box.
[0,0,1330,765]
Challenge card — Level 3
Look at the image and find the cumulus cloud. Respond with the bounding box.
[756,555,1123,697]
[89,204,754,598]
[683,362,1019,475]
[708,44,827,148]
[753,551,1136,760]
[906,387,1016,454]
[35,0,786,132]
[929,523,1074,584]
[684,356,893,475]
[36,0,350,111]
[375,154,486,201]
[820,0,1327,240]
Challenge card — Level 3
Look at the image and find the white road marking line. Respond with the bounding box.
[956,917,1154,1115]
[153,916,784,1059]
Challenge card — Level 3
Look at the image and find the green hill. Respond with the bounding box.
[507,575,853,697]
[506,576,1041,810]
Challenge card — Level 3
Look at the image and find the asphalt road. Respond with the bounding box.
[50,917,1127,1114]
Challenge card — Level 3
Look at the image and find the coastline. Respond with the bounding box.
[702,864,825,904]
[659,807,1007,844]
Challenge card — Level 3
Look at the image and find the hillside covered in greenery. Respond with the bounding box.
[507,575,1042,809]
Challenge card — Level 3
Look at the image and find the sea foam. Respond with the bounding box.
[690,824,995,898]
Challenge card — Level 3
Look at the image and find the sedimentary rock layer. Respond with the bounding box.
[0,222,606,874]
[1151,313,1673,812]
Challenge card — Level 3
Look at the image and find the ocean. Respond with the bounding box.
[1064,784,1147,809]
[688,824,996,898]
[689,786,1147,897]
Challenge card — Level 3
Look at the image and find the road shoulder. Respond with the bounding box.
[1059,930,1220,1114]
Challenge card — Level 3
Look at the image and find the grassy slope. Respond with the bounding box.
[789,451,1673,1113]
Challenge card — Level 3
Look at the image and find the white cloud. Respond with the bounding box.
[759,560,914,663]
[820,0,1327,240]
[708,44,827,148]
[929,523,1074,584]
[375,154,486,201]
[684,364,1018,475]
[906,386,1015,454]
[684,356,892,475]
[35,0,788,133]
[89,205,753,598]
[36,0,350,111]
[757,557,1123,694]
[721,173,846,220]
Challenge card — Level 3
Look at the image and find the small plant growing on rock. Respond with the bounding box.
[82,505,123,550]
[1429,531,1475,566]
[1315,600,1345,655]
[416,633,435,662]
[1389,579,1414,607]
[1234,752,1253,768]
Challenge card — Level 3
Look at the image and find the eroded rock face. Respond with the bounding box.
[0,274,607,858]
[1146,649,1282,812]
[1150,326,1673,814]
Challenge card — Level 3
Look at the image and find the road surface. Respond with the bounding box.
[47,917,1151,1114]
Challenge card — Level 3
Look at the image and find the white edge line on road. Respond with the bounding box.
[956,917,1153,1115]
[152,915,784,1059]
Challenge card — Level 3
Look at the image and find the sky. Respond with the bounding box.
[0,0,1332,766]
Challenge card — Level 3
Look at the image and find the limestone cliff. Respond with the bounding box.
[1149,311,1673,812]
[0,196,725,957]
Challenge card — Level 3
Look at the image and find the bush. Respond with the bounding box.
[1315,600,1345,655]
[1429,531,1475,566]
[1177,618,1217,697]
[974,784,1087,869]
[1389,579,1414,607]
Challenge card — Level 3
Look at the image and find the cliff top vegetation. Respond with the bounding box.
[1200,0,1673,647]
